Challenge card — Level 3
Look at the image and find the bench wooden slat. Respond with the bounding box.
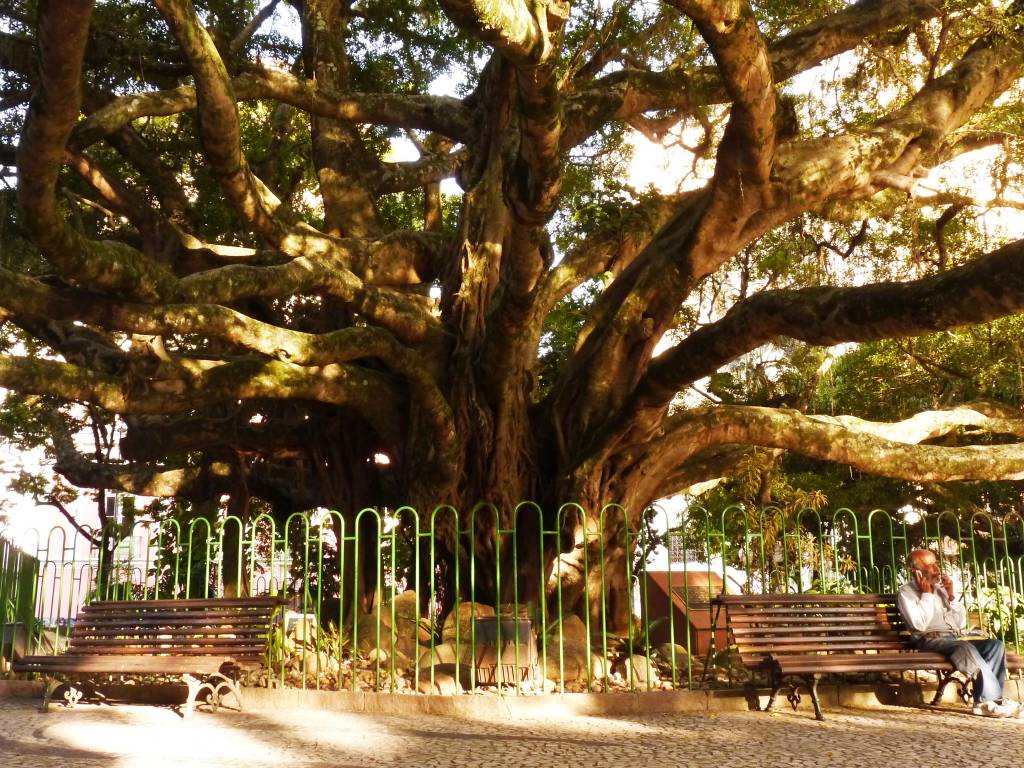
[723,606,896,616]
[72,620,271,630]
[778,658,954,673]
[84,597,283,610]
[81,606,278,618]
[736,630,903,640]
[732,624,899,635]
[52,646,268,656]
[717,594,891,605]
[738,639,905,651]
[774,651,1024,666]
[13,655,240,674]
[729,614,898,626]
[68,638,266,651]
[738,642,909,655]
[78,608,276,621]
[72,626,268,637]
[73,616,275,630]
[68,636,266,648]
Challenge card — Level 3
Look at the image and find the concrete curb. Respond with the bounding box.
[7,677,1017,718]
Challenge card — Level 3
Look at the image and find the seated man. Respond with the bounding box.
[897,547,1020,717]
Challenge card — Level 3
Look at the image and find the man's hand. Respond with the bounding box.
[914,569,933,593]
[940,573,955,600]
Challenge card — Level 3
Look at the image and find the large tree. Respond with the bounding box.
[1,0,1024,625]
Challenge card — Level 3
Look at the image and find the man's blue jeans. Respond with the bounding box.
[916,635,1007,703]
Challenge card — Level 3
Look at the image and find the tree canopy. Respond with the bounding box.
[1,0,1024,615]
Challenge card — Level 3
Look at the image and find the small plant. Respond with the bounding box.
[606,616,668,661]
[974,584,1024,648]
[314,621,350,663]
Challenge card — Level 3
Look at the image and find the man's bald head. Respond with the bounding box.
[908,548,937,571]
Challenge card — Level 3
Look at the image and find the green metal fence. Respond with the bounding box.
[1,535,41,676]
[1,503,1022,694]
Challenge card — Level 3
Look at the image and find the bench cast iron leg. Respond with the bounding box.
[765,670,782,713]
[228,674,243,711]
[956,675,973,705]
[932,670,955,705]
[207,672,243,711]
[41,678,62,713]
[809,675,824,721]
[182,674,203,718]
[41,679,83,712]
[63,685,83,709]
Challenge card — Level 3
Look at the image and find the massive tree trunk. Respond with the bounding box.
[1,0,1023,632]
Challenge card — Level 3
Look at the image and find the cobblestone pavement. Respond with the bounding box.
[2,699,1023,768]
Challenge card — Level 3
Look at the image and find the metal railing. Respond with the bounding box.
[1,503,1022,694]
[1,535,40,676]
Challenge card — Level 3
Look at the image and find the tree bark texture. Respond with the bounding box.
[1,0,1024,628]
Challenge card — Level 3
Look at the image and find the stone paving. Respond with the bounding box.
[2,698,1023,768]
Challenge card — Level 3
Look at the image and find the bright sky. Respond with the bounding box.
[0,441,103,549]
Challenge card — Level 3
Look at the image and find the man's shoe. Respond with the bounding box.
[995,698,1024,718]
[972,699,1017,717]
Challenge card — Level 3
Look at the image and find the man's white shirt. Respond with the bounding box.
[896,581,966,637]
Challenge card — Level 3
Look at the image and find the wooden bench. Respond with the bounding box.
[713,593,1024,720]
[13,596,285,715]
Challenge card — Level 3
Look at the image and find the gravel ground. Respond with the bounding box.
[1,698,1023,768]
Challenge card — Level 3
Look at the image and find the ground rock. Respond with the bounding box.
[417,640,478,668]
[654,643,690,679]
[618,654,659,686]
[442,602,495,642]
[416,663,474,695]
[384,589,433,642]
[557,615,590,644]
[655,642,689,665]
[589,653,609,680]
[544,642,590,682]
[355,613,384,652]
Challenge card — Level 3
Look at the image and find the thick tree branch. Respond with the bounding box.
[650,446,752,500]
[664,0,776,184]
[302,0,383,238]
[0,268,458,475]
[72,67,475,149]
[438,0,568,65]
[635,236,1024,409]
[53,445,323,509]
[229,0,281,56]
[438,0,569,225]
[553,21,1022,482]
[17,0,176,302]
[564,0,948,148]
[0,355,403,439]
[372,148,468,194]
[0,31,37,76]
[154,0,289,245]
[768,32,1023,235]
[536,191,692,317]
[57,456,228,498]
[64,149,181,263]
[637,405,1024,494]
